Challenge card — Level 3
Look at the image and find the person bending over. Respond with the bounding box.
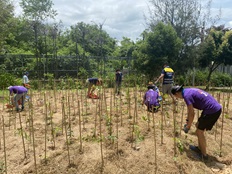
[171,85,221,161]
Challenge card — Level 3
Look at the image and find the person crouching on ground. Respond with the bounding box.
[8,86,28,112]
[86,77,102,98]
[171,85,221,161]
[142,83,160,112]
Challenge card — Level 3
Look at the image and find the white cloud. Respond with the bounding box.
[13,0,232,41]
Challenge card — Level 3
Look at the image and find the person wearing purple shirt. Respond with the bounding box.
[8,86,28,111]
[142,85,160,112]
[171,85,221,161]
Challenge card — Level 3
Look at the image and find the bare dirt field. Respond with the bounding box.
[0,87,232,174]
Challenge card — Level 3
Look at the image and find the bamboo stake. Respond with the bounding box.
[18,111,27,159]
[226,93,230,114]
[116,97,119,154]
[2,115,7,174]
[131,96,137,148]
[152,107,157,173]
[93,97,98,137]
[219,101,225,157]
[44,103,48,163]
[68,96,72,131]
[99,97,104,170]
[109,90,113,136]
[29,104,37,174]
[61,97,65,135]
[63,101,71,165]
[53,80,57,112]
[146,110,150,131]
[49,103,55,149]
[180,104,185,136]
[120,93,123,126]
[78,101,83,153]
[173,103,177,157]
[128,88,131,118]
[161,102,164,144]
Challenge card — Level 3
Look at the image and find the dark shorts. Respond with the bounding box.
[197,109,221,131]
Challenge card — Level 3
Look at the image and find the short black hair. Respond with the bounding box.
[171,85,184,94]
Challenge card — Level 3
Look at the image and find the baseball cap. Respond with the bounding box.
[171,85,184,94]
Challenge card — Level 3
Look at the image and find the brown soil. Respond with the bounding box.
[0,88,232,174]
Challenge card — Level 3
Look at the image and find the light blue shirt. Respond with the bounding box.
[23,75,29,84]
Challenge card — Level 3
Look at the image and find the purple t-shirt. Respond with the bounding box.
[143,89,159,106]
[9,86,28,94]
[183,88,221,114]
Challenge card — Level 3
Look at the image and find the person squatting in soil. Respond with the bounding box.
[155,63,175,102]
[171,85,222,161]
[142,82,160,112]
[115,69,123,95]
[86,77,102,98]
[8,86,28,112]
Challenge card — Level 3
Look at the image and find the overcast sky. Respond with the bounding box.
[13,0,232,42]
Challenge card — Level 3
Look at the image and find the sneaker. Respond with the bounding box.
[189,145,201,154]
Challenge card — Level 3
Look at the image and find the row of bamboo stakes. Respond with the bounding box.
[0,83,231,174]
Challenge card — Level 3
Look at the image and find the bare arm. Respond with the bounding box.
[186,104,195,129]
[155,74,164,84]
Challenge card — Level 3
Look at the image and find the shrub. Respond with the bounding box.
[0,73,19,88]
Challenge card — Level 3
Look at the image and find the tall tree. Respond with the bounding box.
[20,0,57,77]
[0,0,14,53]
[133,22,182,78]
[146,0,220,72]
[199,27,232,89]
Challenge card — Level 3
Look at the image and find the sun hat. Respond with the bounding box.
[171,85,184,94]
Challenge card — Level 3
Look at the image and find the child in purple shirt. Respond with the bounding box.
[142,85,160,112]
[171,85,221,161]
[8,86,28,111]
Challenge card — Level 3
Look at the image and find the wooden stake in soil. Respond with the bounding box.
[116,97,119,154]
[18,111,27,159]
[2,115,7,174]
[63,101,71,165]
[49,103,55,149]
[120,93,123,126]
[219,101,225,157]
[44,103,48,163]
[161,103,164,144]
[180,104,185,136]
[152,108,157,173]
[226,93,230,114]
[99,98,104,170]
[173,103,177,156]
[29,103,37,174]
[78,101,83,153]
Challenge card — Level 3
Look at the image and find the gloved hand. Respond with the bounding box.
[183,124,189,133]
